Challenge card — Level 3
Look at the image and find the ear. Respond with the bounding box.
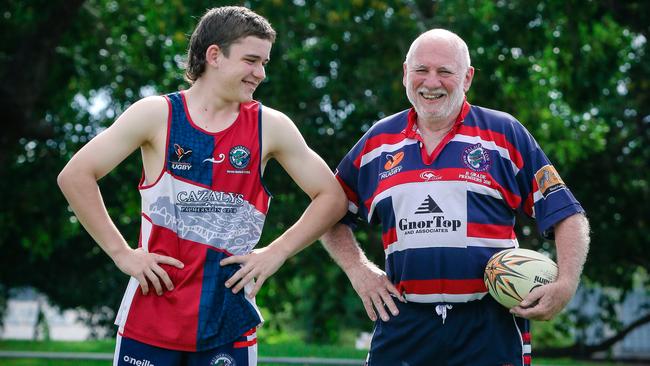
[402,62,408,88]
[463,66,475,93]
[205,44,222,68]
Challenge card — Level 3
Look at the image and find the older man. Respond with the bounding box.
[322,29,589,366]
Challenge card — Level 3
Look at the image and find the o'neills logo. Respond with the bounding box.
[399,196,462,234]
[123,355,155,366]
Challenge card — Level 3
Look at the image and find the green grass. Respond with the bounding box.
[0,339,631,366]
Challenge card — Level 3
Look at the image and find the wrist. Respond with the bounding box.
[106,243,133,262]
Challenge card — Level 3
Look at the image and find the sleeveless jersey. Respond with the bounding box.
[336,101,583,304]
[114,91,270,351]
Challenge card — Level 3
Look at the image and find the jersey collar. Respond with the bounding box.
[402,99,471,139]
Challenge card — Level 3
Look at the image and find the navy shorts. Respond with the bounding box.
[113,329,257,366]
[367,296,531,366]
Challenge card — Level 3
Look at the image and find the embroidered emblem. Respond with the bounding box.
[229,145,251,169]
[462,143,491,171]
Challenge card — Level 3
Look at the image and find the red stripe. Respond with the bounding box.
[353,132,410,168]
[523,191,534,217]
[234,338,257,348]
[241,328,256,337]
[364,168,521,212]
[396,279,487,294]
[456,124,524,170]
[336,175,359,206]
[523,355,532,365]
[467,223,515,239]
[382,228,397,249]
[522,332,531,343]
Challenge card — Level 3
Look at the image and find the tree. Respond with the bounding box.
[1,0,648,353]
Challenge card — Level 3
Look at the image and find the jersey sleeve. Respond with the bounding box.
[334,147,366,228]
[514,125,584,239]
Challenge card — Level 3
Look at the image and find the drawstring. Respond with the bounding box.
[435,304,453,324]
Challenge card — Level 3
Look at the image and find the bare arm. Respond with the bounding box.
[221,108,348,297]
[321,223,405,322]
[57,96,183,295]
[511,213,590,320]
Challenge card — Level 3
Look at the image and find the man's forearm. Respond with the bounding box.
[321,223,369,273]
[553,213,590,292]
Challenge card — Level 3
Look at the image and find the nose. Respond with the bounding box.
[253,63,266,80]
[422,73,442,88]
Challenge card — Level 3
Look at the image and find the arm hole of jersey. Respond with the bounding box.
[258,103,273,197]
[139,95,172,189]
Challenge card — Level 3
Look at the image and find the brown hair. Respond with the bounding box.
[184,6,276,83]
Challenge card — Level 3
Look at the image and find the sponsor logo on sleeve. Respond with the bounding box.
[535,165,566,197]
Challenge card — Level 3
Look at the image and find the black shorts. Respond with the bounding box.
[367,296,531,366]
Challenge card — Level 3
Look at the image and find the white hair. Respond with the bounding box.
[405,29,471,70]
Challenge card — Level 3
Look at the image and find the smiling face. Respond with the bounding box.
[212,36,272,103]
[403,31,474,125]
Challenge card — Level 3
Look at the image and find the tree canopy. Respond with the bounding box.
[1,0,648,352]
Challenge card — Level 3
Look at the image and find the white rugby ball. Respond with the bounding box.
[484,248,558,309]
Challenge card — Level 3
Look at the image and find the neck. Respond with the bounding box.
[416,117,455,136]
[185,78,239,114]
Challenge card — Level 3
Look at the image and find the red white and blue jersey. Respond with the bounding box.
[115,91,270,351]
[336,101,583,304]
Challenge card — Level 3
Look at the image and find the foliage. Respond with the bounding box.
[0,0,648,352]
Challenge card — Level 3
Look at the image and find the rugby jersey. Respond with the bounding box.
[114,91,270,351]
[336,101,583,304]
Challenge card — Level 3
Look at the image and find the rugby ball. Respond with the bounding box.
[484,248,558,309]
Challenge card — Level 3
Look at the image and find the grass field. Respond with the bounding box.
[0,339,629,366]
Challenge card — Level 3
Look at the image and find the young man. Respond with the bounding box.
[321,29,590,366]
[58,6,346,366]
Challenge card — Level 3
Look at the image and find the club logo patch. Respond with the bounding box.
[462,143,490,171]
[229,145,251,169]
[171,143,192,171]
[535,165,565,197]
[210,353,236,366]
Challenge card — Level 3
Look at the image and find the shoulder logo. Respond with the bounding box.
[462,143,491,171]
[229,145,251,169]
[171,143,192,171]
[535,165,565,197]
[415,195,443,214]
[384,151,404,170]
